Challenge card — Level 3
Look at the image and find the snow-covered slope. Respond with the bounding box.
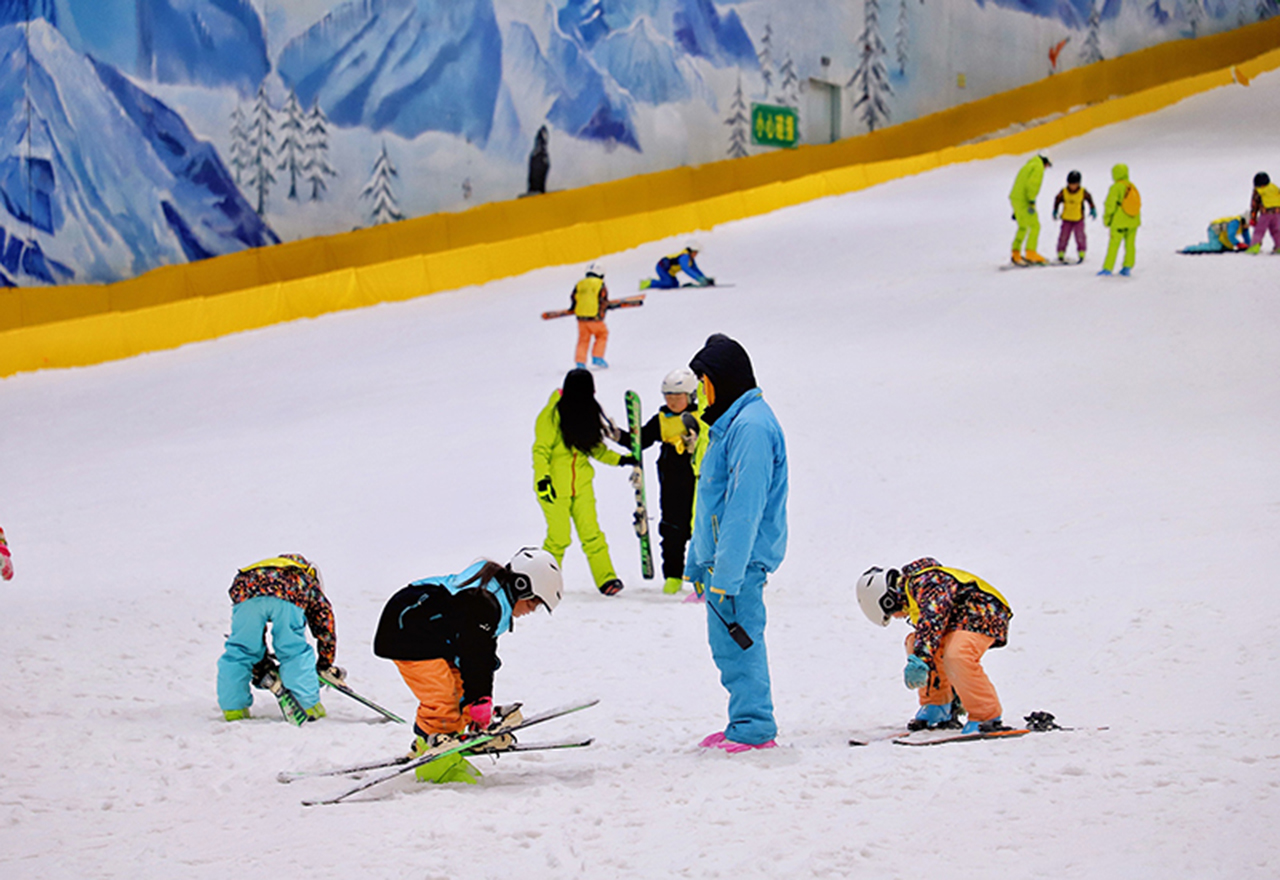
[1,68,1278,878]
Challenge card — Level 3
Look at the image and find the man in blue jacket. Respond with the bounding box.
[685,334,788,751]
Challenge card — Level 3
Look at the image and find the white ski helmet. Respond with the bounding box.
[508,547,563,612]
[661,367,699,398]
[586,262,605,277]
[685,239,702,253]
[856,566,903,626]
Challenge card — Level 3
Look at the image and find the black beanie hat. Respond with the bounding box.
[689,334,756,425]
[1256,172,1271,188]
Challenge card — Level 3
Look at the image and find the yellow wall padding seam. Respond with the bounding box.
[2,37,1279,377]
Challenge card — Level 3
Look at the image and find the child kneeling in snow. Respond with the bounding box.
[1179,215,1252,253]
[856,558,1012,734]
[372,548,561,783]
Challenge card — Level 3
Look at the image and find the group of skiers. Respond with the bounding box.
[215,329,795,773]
[1012,154,1280,271]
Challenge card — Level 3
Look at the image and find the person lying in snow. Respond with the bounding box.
[373,548,561,784]
[1179,214,1252,253]
[857,558,1013,734]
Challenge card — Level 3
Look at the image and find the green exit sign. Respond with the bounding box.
[751,103,798,149]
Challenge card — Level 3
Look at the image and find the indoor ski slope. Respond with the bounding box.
[1,69,1278,880]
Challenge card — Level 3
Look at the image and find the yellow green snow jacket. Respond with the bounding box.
[533,390,624,499]
[1103,164,1141,230]
[1009,156,1046,208]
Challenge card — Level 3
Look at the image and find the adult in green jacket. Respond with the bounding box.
[1009,154,1052,265]
[533,369,632,596]
[1099,163,1141,276]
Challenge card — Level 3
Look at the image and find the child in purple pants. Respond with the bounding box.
[1249,172,1280,254]
[1052,170,1097,263]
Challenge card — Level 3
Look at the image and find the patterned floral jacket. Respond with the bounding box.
[228,553,336,668]
[902,557,1011,666]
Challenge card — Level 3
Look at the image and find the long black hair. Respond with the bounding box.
[557,368,604,453]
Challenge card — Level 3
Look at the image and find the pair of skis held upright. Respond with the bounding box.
[284,699,599,806]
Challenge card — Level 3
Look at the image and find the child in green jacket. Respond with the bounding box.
[1099,164,1141,277]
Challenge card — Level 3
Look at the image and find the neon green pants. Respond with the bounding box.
[1103,226,1137,271]
[539,483,617,588]
[1011,203,1040,253]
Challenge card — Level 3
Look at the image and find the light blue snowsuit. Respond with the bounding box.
[684,388,788,745]
[216,596,320,711]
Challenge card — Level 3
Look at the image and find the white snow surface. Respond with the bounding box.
[2,70,1278,880]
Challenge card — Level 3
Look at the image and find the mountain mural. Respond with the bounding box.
[54,0,270,94]
[0,20,276,285]
[974,0,1124,29]
[276,0,505,146]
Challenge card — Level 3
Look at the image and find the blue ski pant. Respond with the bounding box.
[706,567,776,744]
[217,596,320,711]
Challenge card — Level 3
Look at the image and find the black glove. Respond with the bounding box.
[536,476,556,503]
[619,455,638,466]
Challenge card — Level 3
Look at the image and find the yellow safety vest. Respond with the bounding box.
[573,276,605,319]
[904,566,1012,625]
[658,409,701,455]
[1259,183,1280,210]
[1059,187,1085,222]
[239,556,316,579]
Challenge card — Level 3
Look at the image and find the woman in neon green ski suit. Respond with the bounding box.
[533,369,633,596]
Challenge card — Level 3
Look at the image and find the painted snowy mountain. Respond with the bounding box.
[52,0,270,94]
[557,0,756,69]
[276,0,504,146]
[0,20,276,286]
[592,17,713,106]
[0,0,55,27]
[973,0,1122,29]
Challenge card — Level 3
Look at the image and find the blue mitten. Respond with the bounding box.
[903,655,930,690]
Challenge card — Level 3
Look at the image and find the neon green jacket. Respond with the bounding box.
[1103,164,1141,230]
[1009,156,1046,208]
[533,390,624,499]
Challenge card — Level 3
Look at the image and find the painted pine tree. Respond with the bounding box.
[757,22,775,100]
[848,0,892,133]
[777,55,800,108]
[1256,0,1277,19]
[361,143,403,226]
[246,83,276,216]
[227,105,251,185]
[303,101,338,202]
[1080,0,1104,64]
[1179,0,1203,34]
[895,0,909,76]
[276,90,308,201]
[725,74,750,159]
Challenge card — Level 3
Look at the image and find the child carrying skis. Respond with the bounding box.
[216,554,337,722]
[856,558,1012,734]
[1248,172,1280,254]
[569,262,611,369]
[641,241,714,289]
[373,548,562,783]
[1099,164,1141,276]
[1052,170,1096,263]
[627,368,706,595]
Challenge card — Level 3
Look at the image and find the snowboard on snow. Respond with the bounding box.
[541,295,645,320]
[624,390,655,579]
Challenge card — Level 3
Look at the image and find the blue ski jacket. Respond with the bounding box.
[684,388,788,597]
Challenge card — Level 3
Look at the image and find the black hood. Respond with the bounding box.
[689,334,756,425]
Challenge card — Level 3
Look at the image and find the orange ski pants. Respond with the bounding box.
[906,630,1002,723]
[575,319,608,363]
[393,658,467,736]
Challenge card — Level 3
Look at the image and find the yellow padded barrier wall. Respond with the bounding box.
[2,20,1279,377]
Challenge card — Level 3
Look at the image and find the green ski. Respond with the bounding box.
[624,390,655,579]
